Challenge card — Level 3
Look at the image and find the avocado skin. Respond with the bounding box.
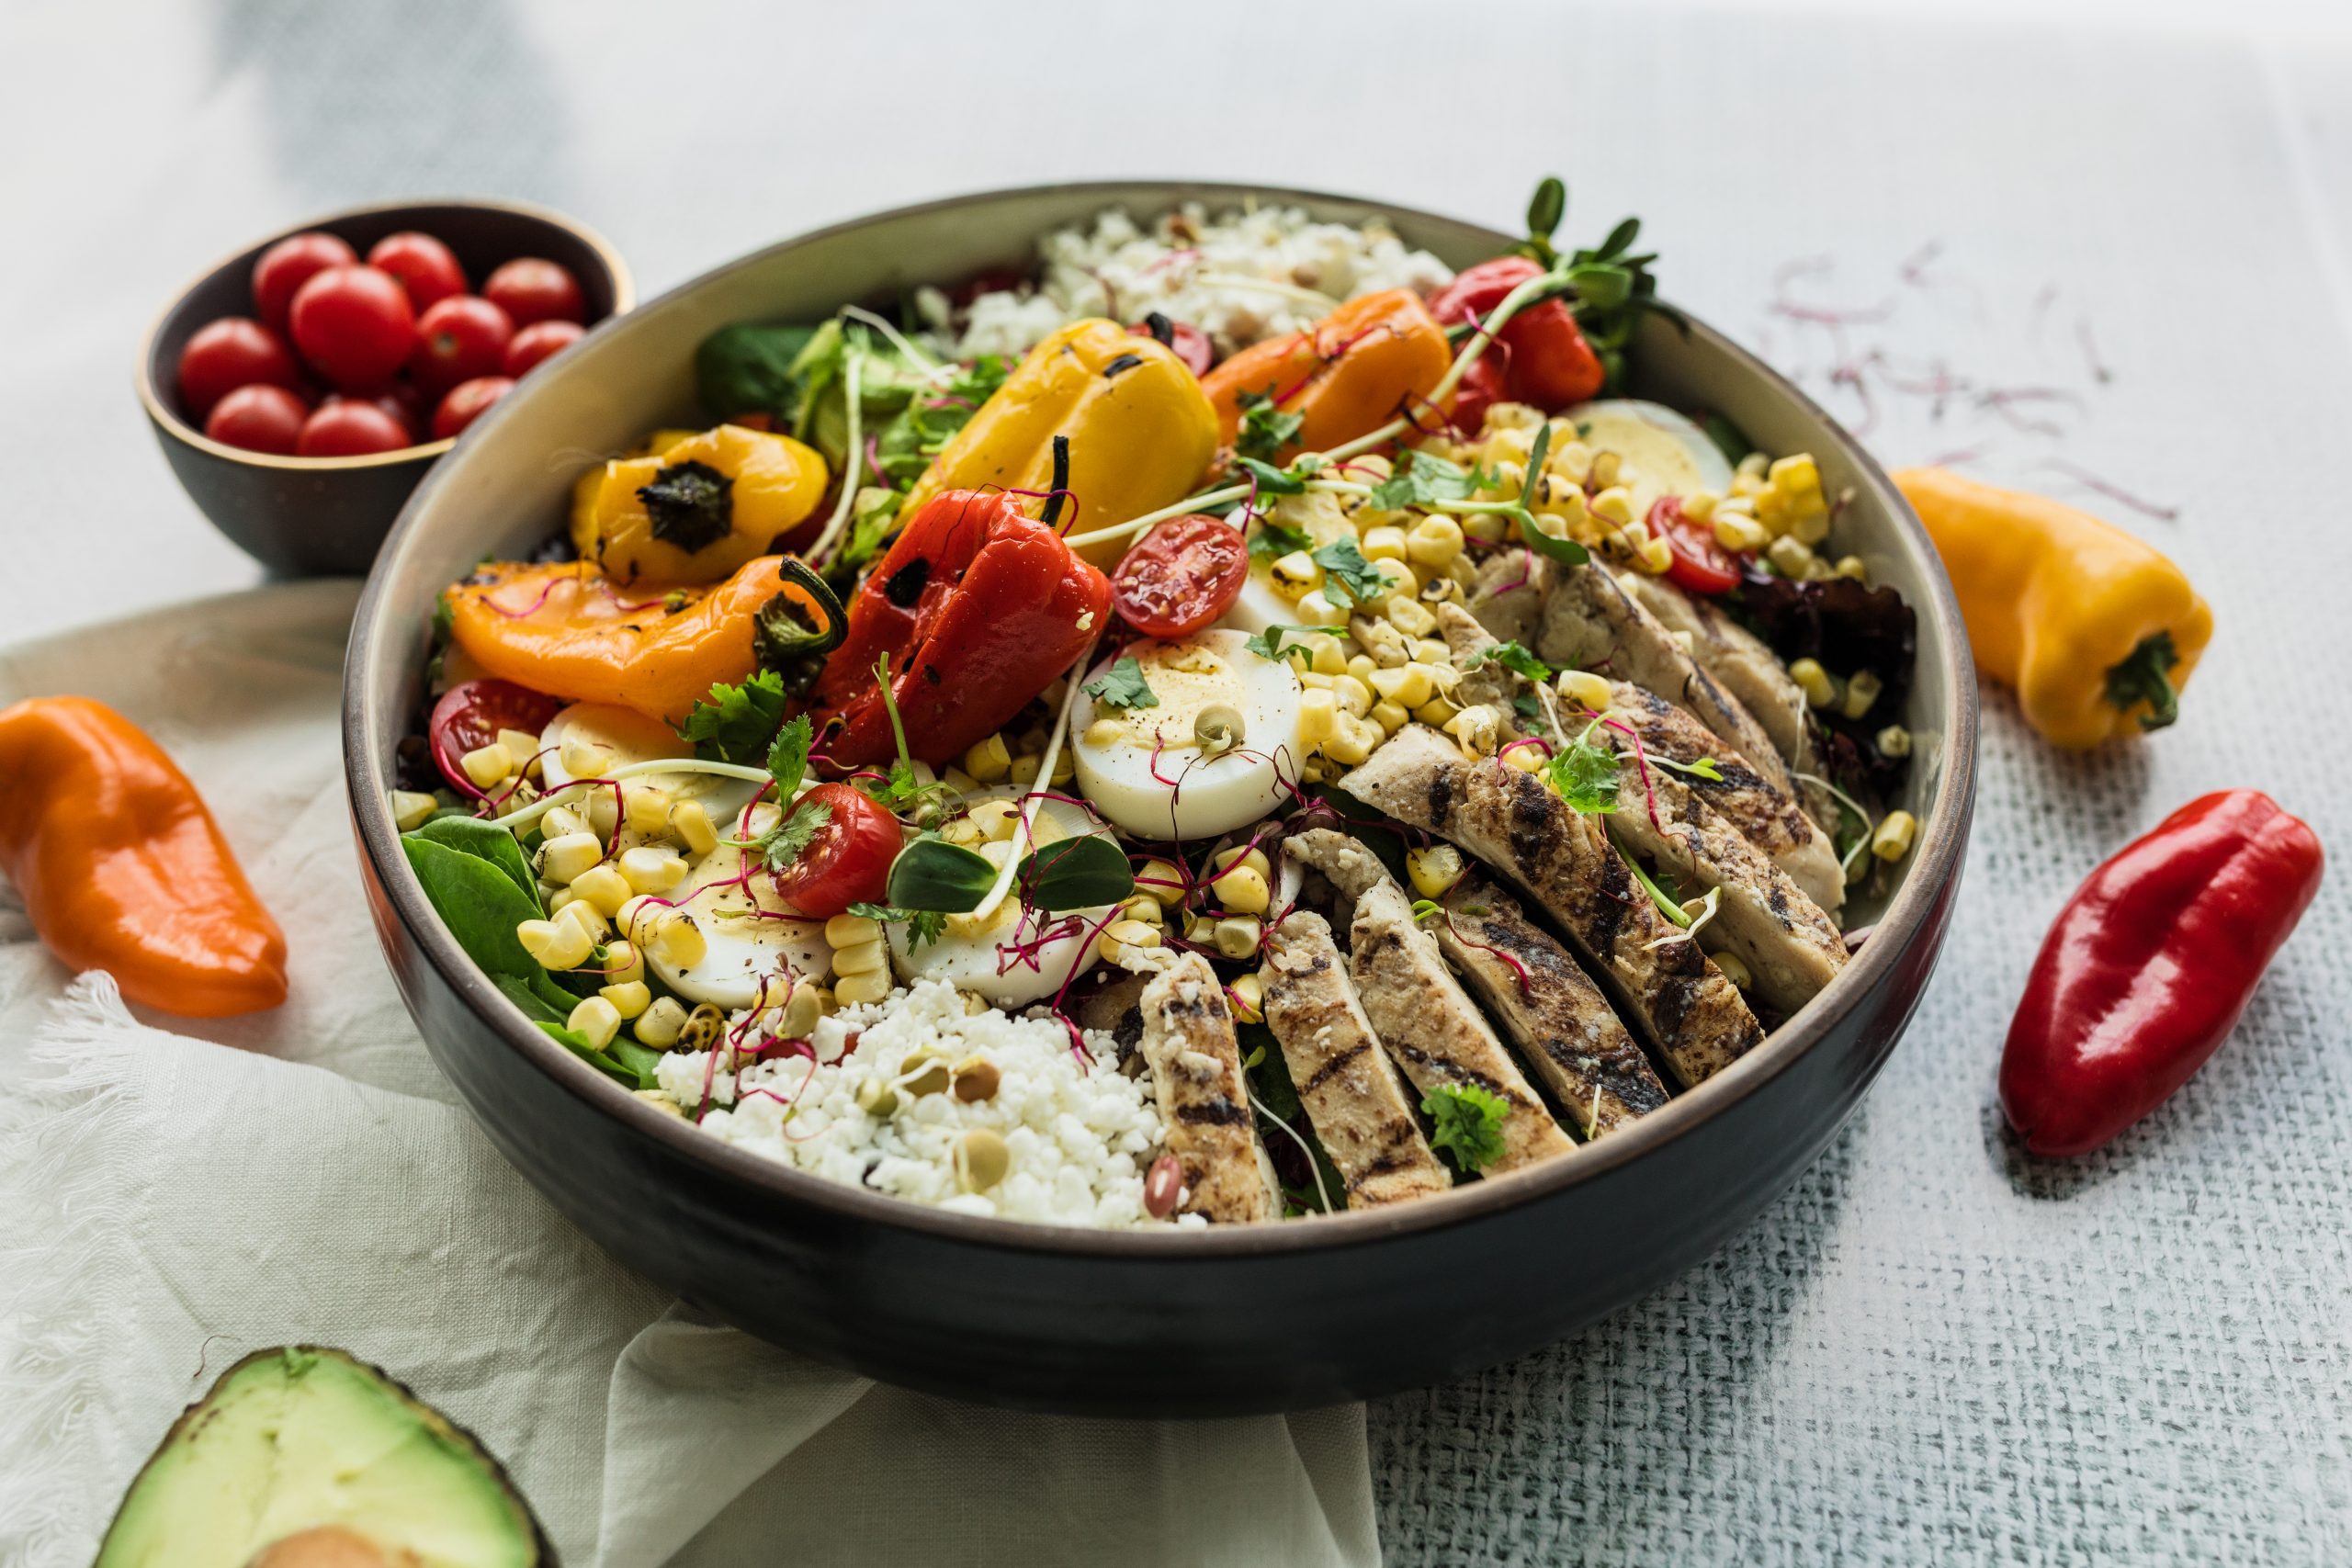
[92,1345,557,1568]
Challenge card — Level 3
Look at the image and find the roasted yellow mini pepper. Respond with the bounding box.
[571,423,829,586]
[898,319,1217,568]
[1894,468,2212,749]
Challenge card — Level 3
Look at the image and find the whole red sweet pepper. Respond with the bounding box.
[808,490,1110,767]
[1427,256,1605,412]
[2000,789,2323,1156]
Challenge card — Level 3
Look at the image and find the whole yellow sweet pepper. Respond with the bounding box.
[571,423,829,586]
[1894,468,2212,749]
[899,319,1217,568]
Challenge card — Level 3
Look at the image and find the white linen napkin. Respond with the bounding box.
[0,582,1377,1568]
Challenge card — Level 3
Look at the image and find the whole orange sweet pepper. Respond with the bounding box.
[444,556,842,725]
[0,697,287,1016]
[1200,288,1453,458]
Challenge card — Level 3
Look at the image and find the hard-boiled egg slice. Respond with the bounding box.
[538,702,757,817]
[1072,628,1304,842]
[640,830,832,1011]
[1566,399,1735,518]
[887,786,1115,1008]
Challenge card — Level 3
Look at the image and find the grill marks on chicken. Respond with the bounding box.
[1138,953,1278,1224]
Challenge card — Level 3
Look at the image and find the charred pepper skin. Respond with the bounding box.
[2000,790,2323,1156]
[0,696,287,1016]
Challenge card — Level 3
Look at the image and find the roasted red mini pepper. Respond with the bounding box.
[808,490,1110,767]
[2001,790,2323,1156]
[1428,256,1605,412]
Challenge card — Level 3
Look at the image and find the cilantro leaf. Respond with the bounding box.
[1243,624,1345,663]
[1512,693,1545,721]
[1234,388,1305,462]
[847,901,948,953]
[1083,656,1159,711]
[1423,1083,1510,1174]
[756,797,831,874]
[1366,449,1497,511]
[766,714,813,798]
[1467,641,1554,684]
[1545,739,1621,815]
[1311,536,1389,607]
[1234,456,1306,496]
[676,670,787,765]
[1247,518,1313,562]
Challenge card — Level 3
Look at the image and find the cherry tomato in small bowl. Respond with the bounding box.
[290,265,417,390]
[326,388,418,442]
[503,318,583,378]
[251,231,356,333]
[412,295,514,394]
[483,257,583,327]
[204,383,310,454]
[1648,495,1744,597]
[367,231,469,312]
[1111,514,1250,638]
[299,399,413,457]
[1129,316,1214,378]
[432,376,516,440]
[428,679,563,795]
[176,317,302,420]
[766,783,900,918]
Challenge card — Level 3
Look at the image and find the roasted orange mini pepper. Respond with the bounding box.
[444,556,842,725]
[0,697,286,1016]
[1200,288,1453,458]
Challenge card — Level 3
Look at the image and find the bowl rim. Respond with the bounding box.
[135,195,637,473]
[345,177,1978,1262]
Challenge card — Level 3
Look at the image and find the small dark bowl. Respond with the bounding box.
[347,182,1978,1416]
[139,198,632,578]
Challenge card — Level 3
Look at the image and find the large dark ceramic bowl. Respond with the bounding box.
[140,198,631,578]
[345,183,1976,1417]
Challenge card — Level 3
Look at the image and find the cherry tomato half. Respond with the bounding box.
[432,376,515,440]
[1648,495,1744,596]
[503,318,583,378]
[204,383,309,454]
[252,231,356,332]
[482,257,584,327]
[1128,317,1213,378]
[367,231,468,312]
[428,679,562,795]
[298,399,412,457]
[412,294,514,394]
[289,265,417,390]
[767,782,899,918]
[176,317,301,420]
[1111,513,1250,638]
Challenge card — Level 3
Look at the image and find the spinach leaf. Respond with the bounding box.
[696,322,819,423]
[409,816,540,911]
[1017,834,1135,912]
[401,834,552,983]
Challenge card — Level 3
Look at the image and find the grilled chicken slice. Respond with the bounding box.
[1467,547,1554,649]
[1138,953,1278,1224]
[1531,562,1794,799]
[1283,829,1574,1173]
[1602,680,1845,912]
[1618,572,1844,829]
[1438,601,1526,716]
[1261,912,1453,1206]
[1340,725,1762,1087]
[1433,872,1668,1139]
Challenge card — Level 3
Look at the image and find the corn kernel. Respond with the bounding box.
[494,729,541,775]
[1298,687,1339,750]
[1122,895,1164,926]
[1299,670,1334,691]
[1345,654,1377,686]
[1406,514,1464,568]
[1768,453,1821,497]
[516,918,594,972]
[603,940,645,986]
[1713,952,1754,990]
[1295,589,1348,626]
[964,734,1012,783]
[599,980,652,1021]
[1766,535,1815,579]
[1591,489,1635,529]
[1414,695,1461,728]
[650,912,707,969]
[556,897,609,944]
[832,938,889,976]
[1681,489,1721,523]
[537,830,605,886]
[1459,509,1512,547]
[568,996,623,1050]
[570,862,633,917]
[460,742,513,790]
[635,995,689,1048]
[1872,809,1917,863]
[1212,916,1263,961]
[1444,704,1502,756]
[1736,452,1770,484]
[616,895,659,944]
[672,800,718,856]
[1788,658,1836,709]
[1361,525,1408,562]
[624,785,672,835]
[1369,701,1410,735]
[963,800,1019,842]
[1270,550,1323,596]
[390,790,439,831]
[1323,716,1378,766]
[834,968,892,1006]
[1715,492,1755,517]
[1504,742,1547,773]
[1371,557,1416,596]
[1332,673,1374,717]
[1309,637,1350,677]
[1548,439,1595,485]
[1877,725,1914,759]
[1101,919,1163,964]
[585,788,619,839]
[1227,973,1265,1025]
[1408,843,1464,898]
[540,805,586,840]
[1713,515,1770,553]
[1136,857,1187,907]
[1382,595,1434,638]
[1370,663,1434,710]
[558,733,610,779]
[1835,554,1868,581]
[1842,669,1884,720]
[1210,863,1271,916]
[819,912,876,949]
[1009,754,1042,787]
[617,845,687,895]
[1558,671,1612,712]
[1789,508,1832,547]
[1636,536,1674,575]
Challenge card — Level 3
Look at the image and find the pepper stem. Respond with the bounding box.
[2104,632,2180,732]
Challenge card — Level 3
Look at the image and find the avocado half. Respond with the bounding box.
[93,1346,553,1568]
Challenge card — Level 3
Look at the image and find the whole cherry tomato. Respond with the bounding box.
[432,377,515,440]
[289,265,417,390]
[176,317,301,420]
[1110,514,1250,637]
[367,231,469,312]
[1129,316,1213,378]
[765,783,899,918]
[428,679,562,795]
[251,231,356,332]
[412,295,514,394]
[204,384,310,454]
[503,318,583,378]
[1647,496,1743,596]
[1428,256,1605,412]
[326,389,416,442]
[482,258,583,327]
[298,400,413,457]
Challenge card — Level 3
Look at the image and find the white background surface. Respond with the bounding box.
[7,0,2352,1561]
